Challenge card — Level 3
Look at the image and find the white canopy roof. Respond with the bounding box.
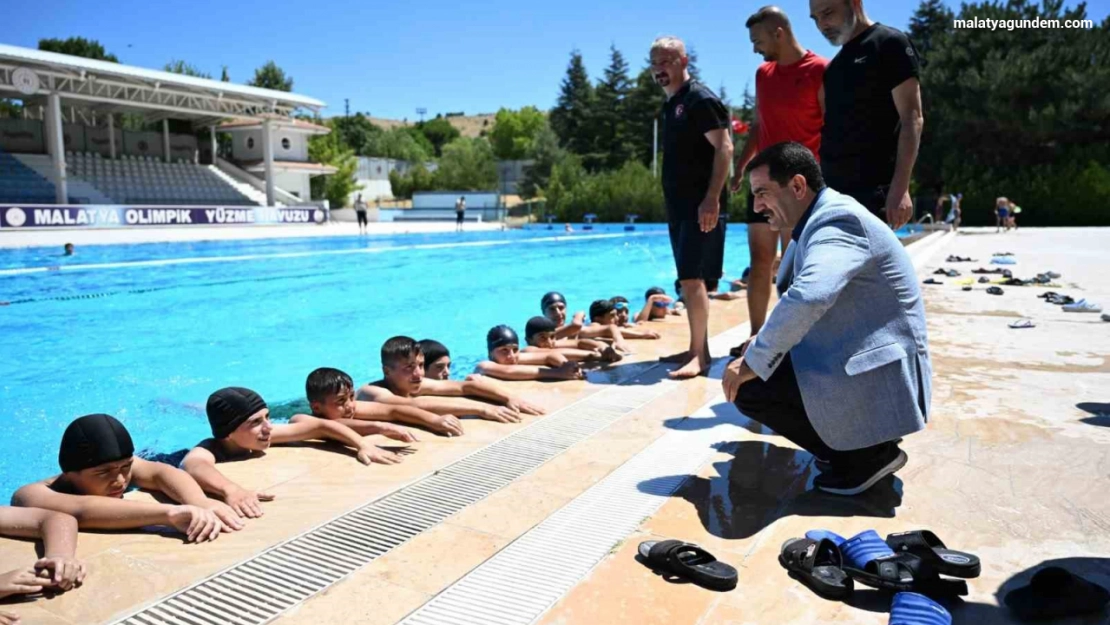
[0,43,324,125]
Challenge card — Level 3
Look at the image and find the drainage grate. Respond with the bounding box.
[107,356,720,625]
[397,395,744,625]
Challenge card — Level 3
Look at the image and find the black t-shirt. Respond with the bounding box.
[661,81,730,213]
[820,24,920,189]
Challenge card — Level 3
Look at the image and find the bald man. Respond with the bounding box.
[731,6,828,340]
[810,0,923,230]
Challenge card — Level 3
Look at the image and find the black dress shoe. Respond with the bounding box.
[814,448,908,496]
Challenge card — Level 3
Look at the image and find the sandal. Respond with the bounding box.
[923,278,943,285]
[779,537,854,599]
[638,540,738,591]
[886,530,981,578]
[891,592,952,625]
[1009,319,1036,329]
[806,530,968,597]
[986,286,1004,295]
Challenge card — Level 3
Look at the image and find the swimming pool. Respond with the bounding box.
[1,224,762,500]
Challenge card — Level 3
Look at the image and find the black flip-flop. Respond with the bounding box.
[885,530,981,578]
[987,286,1004,295]
[846,552,969,597]
[638,540,738,591]
[1038,292,1058,299]
[933,268,948,275]
[1005,567,1110,620]
[778,537,853,599]
[923,278,943,285]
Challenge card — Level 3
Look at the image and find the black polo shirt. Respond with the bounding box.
[820,24,920,190]
[661,80,731,216]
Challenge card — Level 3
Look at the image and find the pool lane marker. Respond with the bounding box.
[106,323,751,625]
[0,231,666,278]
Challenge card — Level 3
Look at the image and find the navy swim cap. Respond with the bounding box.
[59,414,135,473]
[524,316,558,344]
[540,292,566,313]
[645,286,666,300]
[207,387,267,439]
[418,339,449,364]
[589,299,614,322]
[486,325,520,351]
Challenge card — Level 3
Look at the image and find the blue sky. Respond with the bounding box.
[2,0,1105,120]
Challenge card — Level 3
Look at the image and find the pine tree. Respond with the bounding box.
[908,0,954,64]
[220,66,230,82]
[549,51,597,164]
[687,46,702,82]
[624,65,666,166]
[594,45,634,170]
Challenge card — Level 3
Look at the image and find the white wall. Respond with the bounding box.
[228,128,309,163]
[413,191,498,209]
[274,171,311,201]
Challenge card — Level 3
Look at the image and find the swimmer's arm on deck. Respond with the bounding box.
[554,312,586,339]
[0,507,79,558]
[131,458,218,508]
[350,392,465,436]
[275,416,400,465]
[12,482,182,530]
[181,447,248,501]
[476,361,583,382]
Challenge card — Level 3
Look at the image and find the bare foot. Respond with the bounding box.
[659,350,690,363]
[668,355,710,379]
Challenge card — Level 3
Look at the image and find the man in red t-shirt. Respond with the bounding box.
[730,6,828,341]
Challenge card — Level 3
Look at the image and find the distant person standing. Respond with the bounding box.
[652,35,733,379]
[995,197,1010,232]
[1008,199,1020,230]
[355,193,368,234]
[810,0,923,229]
[730,5,828,340]
[455,196,466,232]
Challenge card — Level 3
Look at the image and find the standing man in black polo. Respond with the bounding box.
[652,36,734,379]
[810,0,923,229]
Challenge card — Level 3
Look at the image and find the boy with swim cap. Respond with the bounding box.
[597,298,662,339]
[477,325,585,381]
[541,292,615,352]
[636,286,679,323]
[13,414,241,543]
[358,337,546,434]
[418,340,451,380]
[182,387,406,519]
[304,367,433,439]
[0,506,87,610]
[523,316,621,363]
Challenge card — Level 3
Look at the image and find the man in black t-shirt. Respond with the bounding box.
[652,36,734,379]
[810,0,923,229]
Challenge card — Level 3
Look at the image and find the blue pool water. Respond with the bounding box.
[0,222,920,500]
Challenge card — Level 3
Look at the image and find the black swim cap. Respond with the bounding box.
[645,286,666,300]
[486,325,520,351]
[589,299,614,322]
[59,414,135,473]
[524,316,557,344]
[540,291,566,313]
[418,339,449,364]
[207,387,267,439]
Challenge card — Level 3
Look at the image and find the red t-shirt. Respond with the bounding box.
[755,51,828,160]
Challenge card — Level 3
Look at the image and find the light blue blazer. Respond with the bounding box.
[745,188,932,450]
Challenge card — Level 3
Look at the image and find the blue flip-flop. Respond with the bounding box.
[804,530,968,596]
[890,592,951,624]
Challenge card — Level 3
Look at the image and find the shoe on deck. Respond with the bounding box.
[814,449,908,496]
[1062,299,1103,313]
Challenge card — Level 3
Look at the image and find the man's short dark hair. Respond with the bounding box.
[381,336,422,368]
[745,5,791,31]
[418,339,449,364]
[589,299,615,322]
[306,367,354,404]
[746,142,825,193]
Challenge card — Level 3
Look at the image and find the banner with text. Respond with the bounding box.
[0,205,327,229]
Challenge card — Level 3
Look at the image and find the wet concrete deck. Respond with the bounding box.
[2,227,1108,624]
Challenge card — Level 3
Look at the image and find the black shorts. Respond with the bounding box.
[356,210,368,226]
[668,217,726,283]
[456,211,465,223]
[745,189,769,224]
[834,186,889,219]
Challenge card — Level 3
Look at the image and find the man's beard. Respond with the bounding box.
[825,10,858,46]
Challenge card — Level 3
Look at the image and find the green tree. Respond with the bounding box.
[309,124,360,208]
[549,51,598,165]
[417,117,460,157]
[38,37,118,62]
[220,66,230,82]
[594,45,634,170]
[489,106,547,160]
[623,66,665,166]
[520,124,565,198]
[367,127,434,162]
[0,100,23,118]
[331,113,381,155]
[248,61,293,92]
[435,137,498,190]
[910,0,1110,225]
[908,0,954,63]
[164,60,211,79]
[687,46,701,82]
[389,163,437,199]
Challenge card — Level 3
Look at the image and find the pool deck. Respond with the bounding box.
[2,227,1109,624]
[0,220,504,249]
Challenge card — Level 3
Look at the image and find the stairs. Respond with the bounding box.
[206,165,276,206]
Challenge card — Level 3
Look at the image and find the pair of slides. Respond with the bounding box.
[778,529,979,600]
[637,540,737,591]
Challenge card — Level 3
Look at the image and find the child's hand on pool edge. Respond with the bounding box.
[357,444,402,466]
[376,422,418,443]
[204,500,244,532]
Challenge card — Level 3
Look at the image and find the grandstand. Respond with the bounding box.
[0,43,328,210]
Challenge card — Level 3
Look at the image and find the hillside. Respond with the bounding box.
[364,114,497,139]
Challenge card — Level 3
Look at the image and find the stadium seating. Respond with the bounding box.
[0,149,64,204]
[65,152,257,206]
